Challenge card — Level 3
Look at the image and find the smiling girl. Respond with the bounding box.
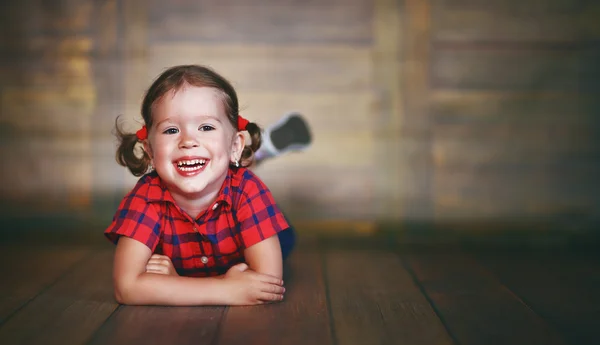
[105,65,295,306]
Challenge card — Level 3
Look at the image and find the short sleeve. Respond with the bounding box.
[235,174,290,249]
[104,193,162,252]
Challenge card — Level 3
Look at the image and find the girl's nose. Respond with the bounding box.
[179,131,199,149]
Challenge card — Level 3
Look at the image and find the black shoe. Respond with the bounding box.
[260,112,312,157]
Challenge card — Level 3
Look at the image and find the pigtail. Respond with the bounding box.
[114,116,151,177]
[240,122,262,167]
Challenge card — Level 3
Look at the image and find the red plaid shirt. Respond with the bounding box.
[105,167,290,277]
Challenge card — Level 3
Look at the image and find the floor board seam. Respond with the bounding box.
[467,251,572,345]
[210,307,229,345]
[397,250,461,345]
[320,248,339,345]
[83,304,124,345]
[0,248,96,328]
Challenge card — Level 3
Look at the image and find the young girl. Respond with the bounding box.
[105,65,295,306]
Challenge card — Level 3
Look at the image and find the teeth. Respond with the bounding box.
[177,159,206,167]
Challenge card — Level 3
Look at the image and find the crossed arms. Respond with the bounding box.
[112,235,285,306]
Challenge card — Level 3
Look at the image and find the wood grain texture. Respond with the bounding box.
[431,0,600,42]
[148,44,372,93]
[88,305,225,345]
[372,0,404,219]
[148,0,373,44]
[398,0,435,220]
[325,249,453,345]
[405,249,568,345]
[0,250,118,345]
[0,246,90,325]
[431,49,596,91]
[261,167,376,221]
[217,250,333,345]
[236,91,374,132]
[120,0,150,191]
[0,136,95,212]
[430,91,598,124]
[474,249,600,345]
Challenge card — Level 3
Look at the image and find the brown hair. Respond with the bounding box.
[114,65,262,176]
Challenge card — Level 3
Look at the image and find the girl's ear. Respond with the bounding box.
[143,140,153,161]
[230,131,246,162]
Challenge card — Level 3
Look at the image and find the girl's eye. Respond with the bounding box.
[163,128,179,134]
[200,125,215,131]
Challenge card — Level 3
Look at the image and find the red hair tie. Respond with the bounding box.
[136,125,147,140]
[237,115,249,131]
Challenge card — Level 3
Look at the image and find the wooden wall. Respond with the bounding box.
[0,0,598,234]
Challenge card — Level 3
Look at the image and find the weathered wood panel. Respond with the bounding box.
[0,246,90,324]
[405,250,568,345]
[474,249,600,345]
[325,250,453,345]
[431,49,596,91]
[148,44,373,93]
[237,92,373,132]
[0,1,97,215]
[431,0,600,42]
[431,92,598,123]
[148,0,373,44]
[260,167,376,220]
[217,250,333,345]
[89,306,224,345]
[428,0,600,223]
[0,250,117,345]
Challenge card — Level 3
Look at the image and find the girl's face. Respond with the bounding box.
[144,86,244,205]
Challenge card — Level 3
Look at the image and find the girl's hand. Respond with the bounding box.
[223,263,285,305]
[145,254,179,276]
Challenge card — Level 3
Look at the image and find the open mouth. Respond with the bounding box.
[176,158,207,172]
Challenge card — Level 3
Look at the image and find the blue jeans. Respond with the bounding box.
[278,215,296,260]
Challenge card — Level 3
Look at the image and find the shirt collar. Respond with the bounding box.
[144,169,234,208]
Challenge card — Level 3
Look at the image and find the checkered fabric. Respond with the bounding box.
[105,167,290,277]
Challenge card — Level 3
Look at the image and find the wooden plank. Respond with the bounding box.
[88,306,225,345]
[148,44,372,93]
[432,165,599,220]
[0,249,118,345]
[473,249,600,345]
[325,249,453,345]
[0,245,90,324]
[147,0,372,44]
[217,249,333,345]
[431,49,594,91]
[0,1,94,38]
[398,0,434,220]
[259,167,376,221]
[431,91,598,125]
[256,129,375,169]
[431,0,600,42]
[372,0,403,219]
[0,136,94,211]
[432,123,599,167]
[404,249,568,345]
[236,91,373,132]
[120,0,150,192]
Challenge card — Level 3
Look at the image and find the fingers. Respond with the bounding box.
[253,281,285,304]
[262,283,285,295]
[258,292,284,302]
[145,264,169,275]
[240,268,283,285]
[260,275,284,286]
[147,255,172,266]
[146,255,174,275]
[233,263,249,272]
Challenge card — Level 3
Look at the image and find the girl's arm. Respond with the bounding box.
[243,234,283,279]
[113,236,284,306]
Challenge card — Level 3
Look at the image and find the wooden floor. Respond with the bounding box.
[1,237,599,345]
